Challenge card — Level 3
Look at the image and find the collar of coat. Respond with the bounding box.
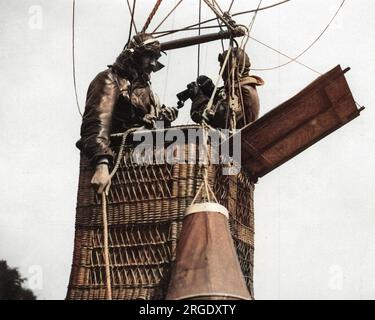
[238,75,265,87]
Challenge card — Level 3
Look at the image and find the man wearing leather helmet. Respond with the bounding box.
[76,33,178,194]
[190,47,263,129]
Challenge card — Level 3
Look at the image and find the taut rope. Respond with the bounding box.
[142,0,163,33]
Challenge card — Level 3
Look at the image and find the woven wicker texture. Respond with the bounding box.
[66,127,255,300]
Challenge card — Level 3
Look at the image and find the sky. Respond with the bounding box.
[0,0,374,300]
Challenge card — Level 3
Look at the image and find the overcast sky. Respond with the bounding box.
[0,0,374,300]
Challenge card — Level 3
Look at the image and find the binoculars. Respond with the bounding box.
[176,75,215,108]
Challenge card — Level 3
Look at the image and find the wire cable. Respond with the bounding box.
[228,0,235,12]
[142,0,163,33]
[250,36,321,74]
[126,0,138,33]
[154,0,290,38]
[240,0,263,74]
[72,0,83,117]
[126,0,137,46]
[198,0,202,77]
[152,0,183,33]
[252,0,346,72]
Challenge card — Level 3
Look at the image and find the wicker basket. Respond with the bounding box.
[66,126,255,300]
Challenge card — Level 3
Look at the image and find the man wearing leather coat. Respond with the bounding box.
[76,33,178,194]
[190,48,263,129]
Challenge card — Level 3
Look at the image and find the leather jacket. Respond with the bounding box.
[190,75,264,129]
[76,67,160,166]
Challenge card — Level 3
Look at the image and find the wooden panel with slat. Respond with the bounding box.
[238,65,364,179]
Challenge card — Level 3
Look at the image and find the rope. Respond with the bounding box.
[101,193,112,300]
[252,0,346,72]
[154,0,290,38]
[126,0,137,46]
[72,0,82,117]
[229,39,238,129]
[212,0,224,15]
[100,127,140,300]
[109,128,140,180]
[152,0,183,33]
[202,0,233,31]
[240,0,263,75]
[204,47,232,118]
[197,0,202,77]
[249,36,321,75]
[191,123,218,204]
[217,19,225,52]
[228,0,235,12]
[142,0,163,33]
[153,23,221,35]
[161,3,178,102]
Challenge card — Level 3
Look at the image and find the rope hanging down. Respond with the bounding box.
[100,127,140,300]
[252,0,346,72]
[142,0,163,33]
[72,0,83,117]
[191,124,218,205]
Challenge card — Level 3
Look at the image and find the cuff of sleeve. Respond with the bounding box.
[91,154,113,168]
[96,157,110,166]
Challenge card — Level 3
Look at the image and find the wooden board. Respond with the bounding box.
[238,65,364,180]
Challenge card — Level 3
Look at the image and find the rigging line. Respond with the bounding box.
[249,36,321,74]
[198,0,202,77]
[240,0,263,74]
[126,0,138,35]
[247,0,262,35]
[154,0,290,38]
[202,0,233,30]
[231,0,289,19]
[72,0,82,117]
[250,35,363,109]
[228,0,235,12]
[152,0,183,33]
[142,0,163,33]
[125,0,137,49]
[204,47,233,118]
[153,24,221,35]
[217,18,225,52]
[162,2,177,103]
[252,0,347,72]
[212,0,224,15]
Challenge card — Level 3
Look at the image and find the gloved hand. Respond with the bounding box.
[196,75,214,98]
[142,113,157,129]
[202,108,215,122]
[91,163,111,195]
[159,105,179,123]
